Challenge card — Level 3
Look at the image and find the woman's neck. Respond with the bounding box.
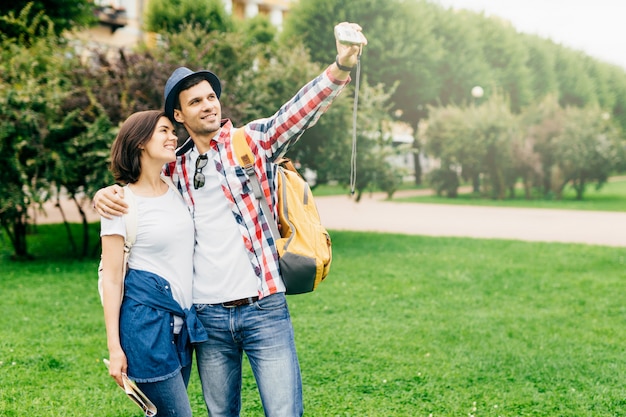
[130,169,168,197]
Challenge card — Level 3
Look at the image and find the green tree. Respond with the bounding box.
[471,95,518,199]
[0,0,94,42]
[1,11,170,258]
[554,48,598,108]
[430,7,493,107]
[604,65,626,133]
[474,13,533,112]
[587,58,617,112]
[69,48,170,123]
[553,106,624,200]
[421,105,468,197]
[239,14,278,47]
[509,128,542,199]
[0,2,53,46]
[144,0,233,34]
[522,34,559,101]
[424,94,516,199]
[0,31,71,258]
[519,94,565,198]
[46,107,115,257]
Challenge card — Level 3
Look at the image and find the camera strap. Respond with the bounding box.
[350,54,361,195]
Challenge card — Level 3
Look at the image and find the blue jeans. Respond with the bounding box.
[136,362,192,417]
[194,292,303,417]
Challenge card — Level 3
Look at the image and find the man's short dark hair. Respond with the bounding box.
[173,74,216,115]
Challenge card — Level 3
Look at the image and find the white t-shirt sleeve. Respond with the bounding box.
[100,215,126,239]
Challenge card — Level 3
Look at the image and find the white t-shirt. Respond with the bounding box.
[100,187,194,332]
[189,147,259,304]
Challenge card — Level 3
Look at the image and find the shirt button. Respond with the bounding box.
[254,266,261,276]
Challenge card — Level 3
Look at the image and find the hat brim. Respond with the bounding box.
[164,70,221,121]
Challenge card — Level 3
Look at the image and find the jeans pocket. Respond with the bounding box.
[194,303,210,313]
[255,293,287,311]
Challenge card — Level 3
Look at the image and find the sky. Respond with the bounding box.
[435,0,626,70]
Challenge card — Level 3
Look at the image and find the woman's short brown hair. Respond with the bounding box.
[110,110,166,184]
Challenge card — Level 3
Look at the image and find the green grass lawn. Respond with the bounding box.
[395,178,626,212]
[1,225,626,416]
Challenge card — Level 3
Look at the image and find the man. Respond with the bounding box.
[95,22,367,417]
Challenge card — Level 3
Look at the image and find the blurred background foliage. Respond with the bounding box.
[2,0,626,258]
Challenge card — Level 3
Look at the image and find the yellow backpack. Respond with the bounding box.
[233,129,332,294]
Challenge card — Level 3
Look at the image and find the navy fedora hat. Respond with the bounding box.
[164,67,221,121]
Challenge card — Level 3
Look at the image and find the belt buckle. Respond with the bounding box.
[221,300,240,308]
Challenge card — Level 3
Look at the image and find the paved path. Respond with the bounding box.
[315,191,626,247]
[37,190,626,247]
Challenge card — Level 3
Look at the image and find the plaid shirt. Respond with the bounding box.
[165,67,350,298]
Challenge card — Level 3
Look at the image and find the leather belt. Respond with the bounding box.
[219,296,259,308]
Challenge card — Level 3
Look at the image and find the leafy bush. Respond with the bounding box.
[144,0,233,34]
[0,29,74,258]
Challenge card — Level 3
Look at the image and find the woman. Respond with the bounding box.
[100,110,205,417]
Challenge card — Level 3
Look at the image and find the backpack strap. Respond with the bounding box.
[160,173,180,195]
[232,128,280,239]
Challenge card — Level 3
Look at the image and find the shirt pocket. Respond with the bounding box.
[222,163,253,198]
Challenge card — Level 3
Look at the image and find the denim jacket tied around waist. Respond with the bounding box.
[119,269,208,383]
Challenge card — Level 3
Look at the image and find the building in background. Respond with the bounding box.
[226,0,294,30]
[77,0,295,48]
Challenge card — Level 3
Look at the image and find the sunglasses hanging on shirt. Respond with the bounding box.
[194,154,208,189]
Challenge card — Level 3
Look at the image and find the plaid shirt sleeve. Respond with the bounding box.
[236,66,350,297]
[247,66,350,162]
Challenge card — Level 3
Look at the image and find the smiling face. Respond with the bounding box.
[141,116,178,166]
[111,110,175,184]
[173,80,222,140]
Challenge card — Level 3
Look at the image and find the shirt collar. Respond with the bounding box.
[176,119,233,156]
[212,119,233,145]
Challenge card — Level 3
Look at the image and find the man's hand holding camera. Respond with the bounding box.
[333,22,367,78]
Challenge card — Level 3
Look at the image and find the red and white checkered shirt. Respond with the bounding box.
[165,66,350,298]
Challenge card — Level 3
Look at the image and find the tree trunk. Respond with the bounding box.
[574,179,586,200]
[2,216,31,259]
[524,178,532,200]
[411,121,423,186]
[57,195,77,254]
[472,173,480,193]
[412,149,422,186]
[71,195,90,258]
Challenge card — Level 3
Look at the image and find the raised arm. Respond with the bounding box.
[247,22,368,160]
